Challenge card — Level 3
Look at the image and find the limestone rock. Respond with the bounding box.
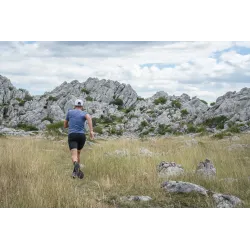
[196,159,216,177]
[157,161,184,177]
[212,193,242,208]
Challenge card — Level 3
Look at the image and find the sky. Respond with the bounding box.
[1,41,250,103]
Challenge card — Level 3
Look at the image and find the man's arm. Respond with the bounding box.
[86,114,94,140]
[64,120,69,128]
[64,111,69,128]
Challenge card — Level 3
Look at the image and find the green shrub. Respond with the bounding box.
[9,87,13,91]
[200,99,208,105]
[187,124,197,133]
[210,102,216,106]
[41,117,54,123]
[46,121,64,131]
[181,109,189,116]
[109,98,124,106]
[157,124,172,135]
[86,96,93,101]
[154,97,167,105]
[24,94,33,101]
[137,97,145,101]
[47,96,58,102]
[140,121,148,127]
[196,126,206,133]
[93,126,103,134]
[204,116,228,128]
[19,100,26,106]
[81,88,90,94]
[17,123,38,131]
[18,88,26,92]
[123,107,134,113]
[227,125,240,133]
[212,132,232,139]
[171,100,181,109]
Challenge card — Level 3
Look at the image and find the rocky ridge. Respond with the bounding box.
[0,75,250,136]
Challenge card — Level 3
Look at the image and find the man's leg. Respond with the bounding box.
[71,149,78,163]
[77,150,81,164]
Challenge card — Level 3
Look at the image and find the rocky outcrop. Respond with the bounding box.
[0,74,250,136]
[212,193,242,208]
[157,161,184,177]
[161,181,208,195]
[196,159,216,177]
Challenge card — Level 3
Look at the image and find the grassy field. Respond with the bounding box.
[0,133,249,208]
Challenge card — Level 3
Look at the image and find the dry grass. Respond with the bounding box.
[0,134,249,208]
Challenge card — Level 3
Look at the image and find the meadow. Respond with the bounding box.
[0,133,249,208]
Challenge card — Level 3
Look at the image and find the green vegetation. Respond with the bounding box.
[81,88,90,94]
[24,94,33,101]
[109,98,124,110]
[157,124,172,135]
[16,98,26,106]
[93,126,103,134]
[171,100,181,109]
[200,99,208,105]
[86,96,93,101]
[203,116,228,129]
[122,107,134,113]
[46,121,64,132]
[41,117,54,123]
[140,121,148,127]
[137,97,145,101]
[210,102,216,106]
[181,109,189,116]
[17,123,38,131]
[212,132,232,139]
[8,87,13,91]
[187,124,197,133]
[154,97,167,105]
[109,126,123,136]
[47,96,58,102]
[18,88,26,92]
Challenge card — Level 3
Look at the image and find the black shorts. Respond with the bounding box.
[68,133,86,150]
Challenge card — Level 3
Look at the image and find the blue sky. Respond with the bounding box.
[1,41,250,102]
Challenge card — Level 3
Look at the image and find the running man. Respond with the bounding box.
[64,99,94,179]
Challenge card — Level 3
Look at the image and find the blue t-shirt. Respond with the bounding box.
[66,109,88,134]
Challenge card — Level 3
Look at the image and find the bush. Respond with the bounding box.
[81,88,90,94]
[140,121,148,127]
[196,126,206,133]
[9,87,13,91]
[137,97,145,101]
[171,100,181,109]
[181,109,189,116]
[93,126,103,134]
[24,94,33,101]
[109,98,124,106]
[212,132,232,139]
[46,121,64,131]
[210,102,216,106]
[227,125,240,133]
[123,107,134,113]
[200,99,208,105]
[204,116,228,128]
[17,123,38,131]
[109,126,123,136]
[47,96,58,102]
[19,100,26,106]
[41,117,54,123]
[157,124,172,135]
[187,124,197,133]
[86,96,93,101]
[154,97,167,105]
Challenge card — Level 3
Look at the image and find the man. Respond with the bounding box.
[64,99,94,179]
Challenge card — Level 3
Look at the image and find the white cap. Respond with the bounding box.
[75,99,84,107]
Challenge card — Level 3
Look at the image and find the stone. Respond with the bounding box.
[120,196,152,202]
[212,193,242,208]
[161,181,208,195]
[157,161,184,177]
[196,159,216,177]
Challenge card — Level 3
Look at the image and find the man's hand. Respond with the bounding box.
[90,131,94,140]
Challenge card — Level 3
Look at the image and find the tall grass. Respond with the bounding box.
[0,134,249,207]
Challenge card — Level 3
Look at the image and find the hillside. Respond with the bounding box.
[0,75,250,137]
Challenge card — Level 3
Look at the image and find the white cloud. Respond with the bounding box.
[0,41,250,102]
